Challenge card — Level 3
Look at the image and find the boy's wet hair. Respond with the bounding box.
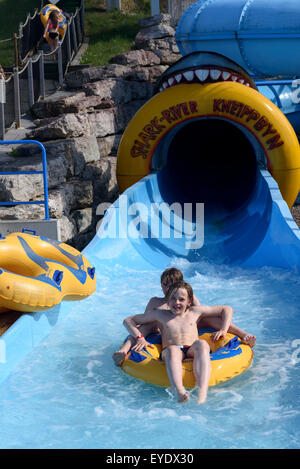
[166,281,194,305]
[161,268,183,285]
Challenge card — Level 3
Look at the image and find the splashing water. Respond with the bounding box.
[0,259,299,449]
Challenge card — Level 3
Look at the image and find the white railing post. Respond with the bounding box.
[13,67,21,129]
[151,0,160,16]
[71,16,78,52]
[28,58,34,107]
[106,0,121,10]
[0,78,5,140]
[58,43,63,87]
[38,50,45,99]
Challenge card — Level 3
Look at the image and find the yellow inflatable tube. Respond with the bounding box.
[0,232,96,313]
[40,3,67,43]
[121,329,253,388]
[117,82,300,208]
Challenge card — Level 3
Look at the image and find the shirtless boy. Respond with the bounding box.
[124,281,234,404]
[113,268,199,365]
[113,268,256,366]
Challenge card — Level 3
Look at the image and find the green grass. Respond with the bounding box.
[0,0,41,66]
[81,0,151,66]
[0,0,156,68]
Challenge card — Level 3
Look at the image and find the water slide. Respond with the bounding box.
[112,0,300,272]
[0,0,300,449]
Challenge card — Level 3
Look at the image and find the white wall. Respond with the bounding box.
[106,0,121,10]
[106,0,198,18]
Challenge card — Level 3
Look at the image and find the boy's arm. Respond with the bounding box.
[143,297,159,314]
[197,305,233,341]
[123,311,158,348]
[193,294,201,306]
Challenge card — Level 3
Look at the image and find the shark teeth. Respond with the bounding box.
[159,68,251,92]
[210,69,222,80]
[195,69,209,81]
[183,70,194,81]
[222,71,231,80]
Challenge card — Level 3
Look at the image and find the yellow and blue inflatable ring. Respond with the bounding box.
[40,3,67,43]
[0,232,96,313]
[121,328,253,387]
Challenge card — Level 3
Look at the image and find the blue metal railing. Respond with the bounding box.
[0,140,50,220]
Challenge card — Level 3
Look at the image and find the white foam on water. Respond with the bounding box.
[0,259,299,448]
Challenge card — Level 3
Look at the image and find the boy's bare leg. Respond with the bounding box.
[162,346,190,403]
[113,324,158,366]
[113,336,134,366]
[188,340,211,404]
[199,317,256,347]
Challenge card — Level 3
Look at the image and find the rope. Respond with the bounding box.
[0,37,16,43]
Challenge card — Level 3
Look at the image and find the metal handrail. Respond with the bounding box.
[0,140,49,220]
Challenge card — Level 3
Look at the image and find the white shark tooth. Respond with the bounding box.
[162,81,168,89]
[231,75,238,81]
[245,82,250,86]
[175,73,183,83]
[168,77,175,86]
[183,70,194,81]
[159,87,163,92]
[238,78,245,84]
[210,69,221,80]
[222,71,231,80]
[195,69,209,81]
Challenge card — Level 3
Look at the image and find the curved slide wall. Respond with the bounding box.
[175,0,300,133]
[111,0,300,272]
[176,0,300,79]
[115,80,300,271]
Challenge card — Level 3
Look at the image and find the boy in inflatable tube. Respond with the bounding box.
[113,268,256,366]
[124,281,234,404]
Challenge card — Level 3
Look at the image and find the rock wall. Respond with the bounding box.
[0,14,180,250]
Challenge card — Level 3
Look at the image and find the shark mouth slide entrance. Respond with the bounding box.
[116,67,300,269]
